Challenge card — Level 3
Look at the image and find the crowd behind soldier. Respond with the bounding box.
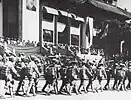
[1,51,131,99]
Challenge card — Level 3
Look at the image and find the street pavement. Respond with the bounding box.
[3,79,131,100]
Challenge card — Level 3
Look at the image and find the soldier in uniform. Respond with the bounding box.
[4,54,20,97]
[86,61,96,92]
[66,61,79,95]
[58,63,68,94]
[0,55,6,99]
[15,57,27,95]
[126,61,131,89]
[25,56,40,96]
[96,62,107,92]
[116,62,127,91]
[33,58,42,93]
[78,61,91,93]
[104,61,113,90]
[42,60,58,95]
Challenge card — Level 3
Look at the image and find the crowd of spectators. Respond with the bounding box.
[43,42,104,56]
[0,37,104,56]
[0,37,39,47]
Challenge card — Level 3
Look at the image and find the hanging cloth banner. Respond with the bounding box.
[85,17,94,48]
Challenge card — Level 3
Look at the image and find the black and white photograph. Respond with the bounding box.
[1,0,131,100]
[26,0,36,11]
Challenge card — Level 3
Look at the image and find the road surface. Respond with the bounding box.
[3,79,131,100]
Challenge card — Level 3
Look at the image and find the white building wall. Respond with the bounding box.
[22,0,39,42]
[0,0,3,37]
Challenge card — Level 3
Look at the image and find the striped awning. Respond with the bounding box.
[42,6,84,22]
[58,10,72,18]
[58,10,84,22]
[42,6,59,15]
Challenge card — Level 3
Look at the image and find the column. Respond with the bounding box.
[53,15,58,45]
[67,17,71,45]
[78,24,81,53]
[18,0,22,41]
[39,1,43,53]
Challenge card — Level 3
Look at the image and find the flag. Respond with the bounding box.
[100,24,108,39]
[98,24,109,39]
[85,17,94,48]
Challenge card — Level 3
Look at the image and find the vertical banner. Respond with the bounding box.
[81,17,88,49]
[87,17,94,48]
[85,17,94,48]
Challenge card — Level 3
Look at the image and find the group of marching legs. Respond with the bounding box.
[41,60,107,95]
[0,52,41,98]
[1,52,131,98]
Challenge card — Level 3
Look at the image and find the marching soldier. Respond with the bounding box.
[4,54,20,97]
[126,61,131,89]
[86,61,96,92]
[66,61,79,95]
[42,60,58,95]
[104,61,113,90]
[58,63,68,94]
[34,58,42,92]
[96,62,107,92]
[78,61,90,93]
[0,55,6,99]
[25,56,40,96]
[15,57,27,95]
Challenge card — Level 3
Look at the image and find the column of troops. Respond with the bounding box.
[0,52,131,99]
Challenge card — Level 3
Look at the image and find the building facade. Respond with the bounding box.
[0,0,131,52]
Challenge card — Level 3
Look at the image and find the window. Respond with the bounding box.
[43,29,53,42]
[71,34,79,46]
[43,13,53,22]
